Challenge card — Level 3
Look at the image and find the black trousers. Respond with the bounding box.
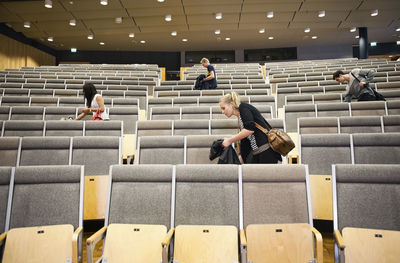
[246,148,281,164]
[358,92,377,101]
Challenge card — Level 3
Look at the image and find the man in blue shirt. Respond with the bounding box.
[200,58,217,89]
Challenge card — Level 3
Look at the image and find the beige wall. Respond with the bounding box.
[0,34,56,70]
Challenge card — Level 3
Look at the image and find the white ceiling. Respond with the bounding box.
[0,0,399,51]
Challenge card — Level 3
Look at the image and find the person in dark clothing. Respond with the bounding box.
[219,92,282,164]
[333,69,376,102]
[200,58,217,89]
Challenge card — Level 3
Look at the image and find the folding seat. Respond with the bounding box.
[210,119,238,135]
[58,97,85,107]
[147,98,173,112]
[86,165,174,263]
[0,106,10,120]
[0,167,12,233]
[314,93,342,103]
[0,96,30,106]
[3,88,29,97]
[198,96,219,106]
[383,115,400,133]
[44,107,76,120]
[201,90,224,97]
[149,106,180,120]
[106,85,127,91]
[26,78,45,83]
[112,98,139,108]
[245,89,270,96]
[240,164,323,263]
[19,136,71,166]
[179,90,201,97]
[137,136,184,164]
[185,135,223,164]
[65,80,83,85]
[84,120,123,136]
[319,80,338,86]
[0,83,23,89]
[351,101,386,116]
[317,102,350,117]
[270,78,288,84]
[72,136,121,176]
[45,83,66,90]
[388,76,400,82]
[30,97,58,107]
[298,117,339,134]
[66,84,84,91]
[1,165,84,263]
[84,80,102,85]
[387,100,400,115]
[54,89,79,97]
[284,104,316,132]
[298,80,318,87]
[5,78,25,83]
[29,89,54,97]
[2,120,44,137]
[217,83,231,89]
[136,119,173,145]
[173,119,209,135]
[173,97,198,107]
[300,86,325,95]
[156,91,179,98]
[0,137,20,166]
[306,75,325,81]
[163,164,239,262]
[352,133,400,164]
[10,106,44,120]
[300,134,352,174]
[285,94,313,105]
[276,87,300,108]
[172,85,192,91]
[379,90,400,100]
[161,81,177,86]
[45,120,83,136]
[181,106,211,120]
[339,116,382,134]
[332,164,400,263]
[250,84,270,91]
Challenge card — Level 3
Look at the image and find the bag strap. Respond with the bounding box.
[351,71,375,94]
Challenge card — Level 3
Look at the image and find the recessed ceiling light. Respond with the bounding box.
[115,17,122,24]
[99,42,105,45]
[129,33,135,38]
[182,38,188,42]
[259,28,265,34]
[216,12,222,20]
[44,0,52,8]
[60,43,64,47]
[396,27,400,32]
[397,41,400,45]
[71,48,77,53]
[370,42,377,46]
[215,29,221,35]
[171,31,177,36]
[88,34,94,40]
[140,40,145,44]
[318,10,325,17]
[100,0,107,5]
[350,27,357,32]
[304,28,310,33]
[157,0,165,2]
[355,35,359,39]
[47,36,53,42]
[69,19,76,26]
[268,36,274,40]
[267,11,274,18]
[165,14,172,21]
[23,21,31,28]
[69,1,73,4]
[312,36,318,39]
[371,9,378,16]
[225,37,230,40]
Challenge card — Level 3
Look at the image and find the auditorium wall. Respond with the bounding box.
[297,44,353,60]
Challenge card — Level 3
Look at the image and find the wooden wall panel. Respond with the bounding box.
[0,34,55,70]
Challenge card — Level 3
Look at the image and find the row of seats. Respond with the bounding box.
[0,83,149,91]
[154,83,270,92]
[2,164,398,262]
[298,115,400,134]
[284,101,400,132]
[185,74,263,80]
[269,68,400,79]
[0,136,121,175]
[1,78,156,86]
[149,105,274,120]
[0,108,137,133]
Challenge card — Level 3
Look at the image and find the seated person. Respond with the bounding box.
[200,57,217,89]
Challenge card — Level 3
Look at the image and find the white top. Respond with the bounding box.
[91,94,109,120]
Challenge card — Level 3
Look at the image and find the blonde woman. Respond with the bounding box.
[219,92,281,164]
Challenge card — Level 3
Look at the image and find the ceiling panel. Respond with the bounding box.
[240,12,294,24]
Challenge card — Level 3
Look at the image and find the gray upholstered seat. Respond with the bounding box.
[0,166,12,233]
[173,97,198,107]
[352,133,400,164]
[285,94,313,105]
[181,106,211,120]
[350,101,386,116]
[45,120,84,136]
[29,89,54,97]
[124,90,147,109]
[72,136,121,176]
[174,164,239,226]
[210,119,237,135]
[185,135,222,164]
[383,115,400,133]
[44,107,77,120]
[136,120,173,147]
[173,120,209,135]
[198,97,219,107]
[314,93,342,104]
[0,106,10,120]
[19,136,71,166]
[111,98,139,108]
[84,120,123,136]
[316,102,350,117]
[1,96,30,106]
[138,136,184,164]
[3,120,44,137]
[284,104,316,132]
[10,106,44,120]
[150,106,181,120]
[0,137,20,166]
[298,117,339,134]
[108,106,138,134]
[249,95,276,114]
[300,134,352,174]
[58,97,85,107]
[30,97,58,107]
[387,100,400,115]
[339,116,383,134]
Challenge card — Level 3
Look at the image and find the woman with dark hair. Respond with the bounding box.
[76,83,109,120]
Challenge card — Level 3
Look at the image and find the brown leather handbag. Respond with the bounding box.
[255,120,295,156]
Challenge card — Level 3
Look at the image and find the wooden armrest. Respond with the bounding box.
[72,227,83,263]
[86,226,107,246]
[312,227,323,263]
[334,230,346,249]
[161,228,175,247]
[0,232,7,247]
[240,229,247,247]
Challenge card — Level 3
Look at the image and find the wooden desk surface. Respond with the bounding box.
[246,223,314,263]
[3,224,74,263]
[343,227,400,263]
[174,225,239,263]
[103,223,167,263]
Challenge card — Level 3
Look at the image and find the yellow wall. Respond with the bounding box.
[159,67,166,81]
[0,34,56,70]
[180,67,191,80]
